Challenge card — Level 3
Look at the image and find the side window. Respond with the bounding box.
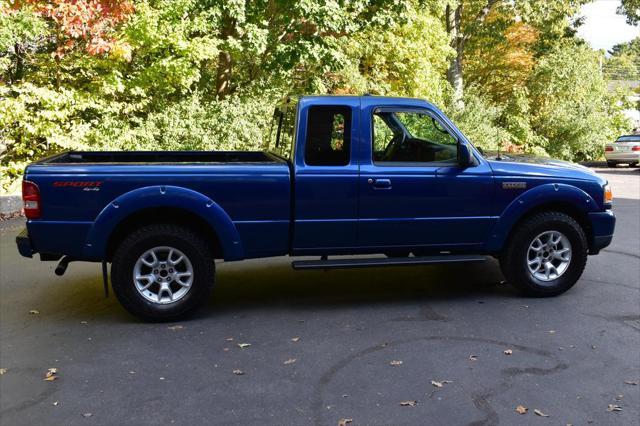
[372,110,458,164]
[305,106,352,166]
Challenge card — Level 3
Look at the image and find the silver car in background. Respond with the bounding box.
[605,134,640,167]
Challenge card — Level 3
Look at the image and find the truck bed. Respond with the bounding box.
[24,150,292,261]
[38,150,280,165]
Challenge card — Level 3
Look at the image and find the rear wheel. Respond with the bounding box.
[500,212,588,297]
[111,224,215,321]
[630,162,638,168]
[607,161,617,168]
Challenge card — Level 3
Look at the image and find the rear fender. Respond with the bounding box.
[83,186,244,261]
[484,183,599,252]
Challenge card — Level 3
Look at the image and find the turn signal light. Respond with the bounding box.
[632,146,640,151]
[22,180,41,219]
[603,183,613,205]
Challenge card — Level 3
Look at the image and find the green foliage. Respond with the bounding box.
[528,42,629,161]
[618,0,640,25]
[604,37,640,80]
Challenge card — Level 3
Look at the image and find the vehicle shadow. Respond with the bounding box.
[204,257,511,315]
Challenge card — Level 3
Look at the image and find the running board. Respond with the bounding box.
[291,255,486,270]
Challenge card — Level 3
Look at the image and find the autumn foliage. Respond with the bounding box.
[13,0,133,58]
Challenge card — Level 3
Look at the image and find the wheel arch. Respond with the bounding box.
[83,186,244,261]
[485,183,598,253]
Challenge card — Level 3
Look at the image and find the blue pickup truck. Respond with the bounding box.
[16,95,615,320]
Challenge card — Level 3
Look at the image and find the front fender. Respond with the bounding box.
[484,183,599,253]
[83,185,244,261]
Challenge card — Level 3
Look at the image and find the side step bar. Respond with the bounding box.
[291,255,486,270]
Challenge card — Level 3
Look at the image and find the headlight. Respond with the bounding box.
[603,183,613,206]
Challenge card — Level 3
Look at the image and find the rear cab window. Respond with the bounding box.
[304,106,352,166]
[268,102,296,160]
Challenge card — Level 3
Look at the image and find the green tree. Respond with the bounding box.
[618,0,640,25]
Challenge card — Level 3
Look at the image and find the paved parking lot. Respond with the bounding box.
[1,167,638,426]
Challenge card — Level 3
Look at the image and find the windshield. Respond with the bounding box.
[616,135,640,143]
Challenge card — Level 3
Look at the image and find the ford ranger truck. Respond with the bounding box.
[15,96,616,321]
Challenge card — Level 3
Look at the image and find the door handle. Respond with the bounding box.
[368,178,392,189]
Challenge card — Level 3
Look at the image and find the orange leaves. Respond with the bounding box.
[21,0,134,59]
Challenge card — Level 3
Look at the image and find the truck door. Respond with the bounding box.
[357,105,495,252]
[292,99,360,254]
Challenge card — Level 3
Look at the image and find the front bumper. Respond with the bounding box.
[588,210,616,254]
[16,228,34,258]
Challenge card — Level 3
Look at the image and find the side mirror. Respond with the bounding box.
[458,142,475,168]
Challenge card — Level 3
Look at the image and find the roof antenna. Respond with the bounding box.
[496,128,503,161]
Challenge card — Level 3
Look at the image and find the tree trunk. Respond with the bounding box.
[215,50,232,100]
[215,15,236,101]
[446,3,464,109]
[13,43,24,83]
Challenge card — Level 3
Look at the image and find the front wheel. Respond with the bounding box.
[111,224,215,321]
[500,212,588,297]
[607,161,617,168]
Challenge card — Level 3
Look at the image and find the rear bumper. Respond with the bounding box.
[588,210,616,254]
[604,152,640,162]
[16,228,34,258]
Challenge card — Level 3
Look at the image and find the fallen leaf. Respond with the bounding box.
[534,409,549,417]
[44,368,58,381]
[284,358,297,365]
[80,321,88,324]
[431,380,452,388]
[291,337,300,342]
[52,401,59,406]
[400,400,417,407]
[504,349,513,355]
[607,404,622,412]
[226,337,234,342]
[29,310,40,315]
[624,380,638,386]
[338,418,353,426]
[389,360,403,366]
[159,377,165,380]
[167,325,183,331]
[223,348,230,352]
[82,413,93,418]
[549,330,556,334]
[237,343,251,349]
[516,405,528,414]
[0,368,7,375]
[469,355,478,361]
[233,369,244,375]
[129,371,135,374]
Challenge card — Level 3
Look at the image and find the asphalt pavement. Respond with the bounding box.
[1,167,638,426]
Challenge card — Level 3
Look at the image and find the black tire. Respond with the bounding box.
[499,212,588,297]
[607,161,616,168]
[111,224,215,321]
[630,162,638,168]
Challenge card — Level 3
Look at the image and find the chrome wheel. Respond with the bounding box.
[527,231,572,282]
[133,246,194,304]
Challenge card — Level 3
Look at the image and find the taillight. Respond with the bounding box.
[22,180,41,219]
[605,146,614,152]
[632,146,640,151]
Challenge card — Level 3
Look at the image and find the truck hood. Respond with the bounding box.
[484,153,605,184]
